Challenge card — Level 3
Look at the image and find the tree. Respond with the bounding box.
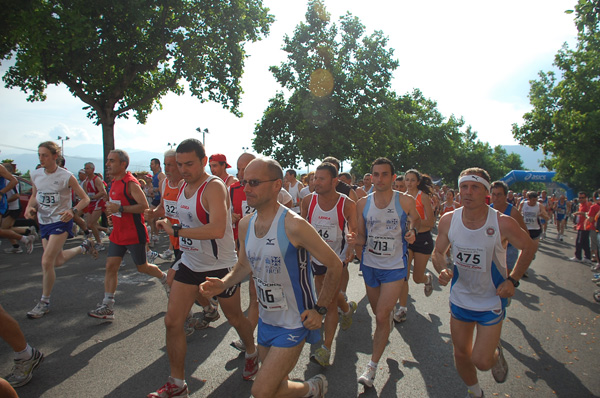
[2,0,273,178]
[512,0,600,192]
[253,0,398,168]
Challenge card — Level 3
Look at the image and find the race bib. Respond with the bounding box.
[179,235,202,253]
[254,278,288,311]
[110,199,122,218]
[241,200,254,216]
[315,224,337,244]
[453,245,486,272]
[367,235,395,256]
[163,199,178,219]
[523,211,538,227]
[37,191,60,207]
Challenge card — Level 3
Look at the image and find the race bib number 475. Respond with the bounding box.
[454,245,486,272]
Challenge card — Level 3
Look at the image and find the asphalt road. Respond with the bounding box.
[1,225,599,398]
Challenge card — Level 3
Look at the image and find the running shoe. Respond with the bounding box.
[358,364,377,387]
[491,342,508,383]
[28,226,39,241]
[81,239,99,259]
[592,264,600,272]
[147,376,189,398]
[340,301,357,330]
[99,231,107,239]
[147,250,159,263]
[184,316,198,336]
[306,374,328,398]
[194,307,220,329]
[4,246,23,254]
[94,243,105,252]
[592,276,600,283]
[568,256,582,262]
[393,307,407,323]
[27,301,49,319]
[5,347,44,387]
[160,248,174,260]
[160,273,170,296]
[84,230,92,239]
[25,235,36,254]
[466,389,485,398]
[243,353,259,380]
[310,346,331,367]
[88,303,115,320]
[424,272,434,297]
[582,258,594,265]
[594,290,600,303]
[230,339,246,352]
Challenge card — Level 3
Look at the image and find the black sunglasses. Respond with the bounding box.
[241,178,278,187]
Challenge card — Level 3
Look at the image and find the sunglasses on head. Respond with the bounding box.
[241,178,278,187]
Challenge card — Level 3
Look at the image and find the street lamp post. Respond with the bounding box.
[195,127,210,146]
[168,142,177,149]
[57,136,70,156]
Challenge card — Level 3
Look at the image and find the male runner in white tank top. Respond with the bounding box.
[432,167,536,398]
[348,157,421,388]
[301,162,358,367]
[200,157,342,398]
[284,169,303,213]
[149,139,256,398]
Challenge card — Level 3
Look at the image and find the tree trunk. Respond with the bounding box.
[100,110,116,183]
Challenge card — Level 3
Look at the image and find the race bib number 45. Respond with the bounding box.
[454,246,486,272]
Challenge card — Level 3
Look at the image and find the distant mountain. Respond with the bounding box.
[3,143,547,176]
[502,145,547,171]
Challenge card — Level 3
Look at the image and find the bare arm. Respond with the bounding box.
[399,193,421,243]
[431,213,453,284]
[343,197,358,263]
[106,181,149,216]
[0,165,17,195]
[92,177,107,200]
[509,207,528,232]
[300,193,312,219]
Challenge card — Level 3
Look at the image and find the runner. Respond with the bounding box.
[148,139,257,398]
[555,194,571,241]
[209,153,238,187]
[431,167,536,398]
[539,190,549,239]
[393,175,406,192]
[87,149,169,320]
[490,181,528,273]
[149,158,166,245]
[25,141,96,319]
[396,169,436,323]
[83,162,108,251]
[284,169,303,213]
[440,189,461,216]
[520,191,549,264]
[298,171,315,202]
[0,163,36,254]
[301,162,358,367]
[199,156,341,398]
[0,304,44,388]
[357,173,373,199]
[348,157,420,387]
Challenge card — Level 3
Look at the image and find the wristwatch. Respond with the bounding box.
[172,224,182,238]
[71,207,79,216]
[314,305,327,315]
[507,276,520,287]
[118,205,124,213]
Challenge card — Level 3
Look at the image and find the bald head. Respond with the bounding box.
[237,153,257,180]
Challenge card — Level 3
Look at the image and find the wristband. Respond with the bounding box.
[119,205,124,213]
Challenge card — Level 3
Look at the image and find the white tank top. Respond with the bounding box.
[361,191,408,270]
[176,175,237,272]
[306,193,349,264]
[31,167,73,225]
[245,205,317,329]
[448,207,507,312]
[521,202,541,230]
[287,181,301,213]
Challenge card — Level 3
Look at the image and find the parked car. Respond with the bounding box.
[12,176,38,229]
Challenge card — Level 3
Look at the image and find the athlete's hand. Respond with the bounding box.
[105,202,119,216]
[58,209,74,222]
[496,280,515,298]
[346,232,358,245]
[300,309,323,330]
[404,229,417,244]
[25,206,37,220]
[156,219,172,235]
[144,208,155,220]
[231,212,241,224]
[200,277,225,297]
[438,268,453,286]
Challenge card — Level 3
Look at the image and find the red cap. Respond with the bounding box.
[209,154,231,168]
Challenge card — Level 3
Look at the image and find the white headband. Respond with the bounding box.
[458,174,491,191]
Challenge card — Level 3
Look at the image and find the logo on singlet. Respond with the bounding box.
[266,238,275,246]
[486,227,496,236]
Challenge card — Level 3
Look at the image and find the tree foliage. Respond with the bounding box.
[2,0,273,176]
[254,1,523,185]
[512,0,600,191]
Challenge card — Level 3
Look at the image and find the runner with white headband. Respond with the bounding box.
[432,167,536,398]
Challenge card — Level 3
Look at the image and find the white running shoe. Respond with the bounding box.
[393,307,407,323]
[147,250,159,263]
[159,248,174,260]
[358,364,377,387]
[306,374,327,397]
[25,235,36,254]
[27,301,49,319]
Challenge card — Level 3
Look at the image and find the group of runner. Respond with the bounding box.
[0,138,595,398]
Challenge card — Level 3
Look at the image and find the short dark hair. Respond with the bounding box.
[371,157,394,175]
[339,172,352,181]
[322,156,340,171]
[528,191,538,199]
[177,139,205,161]
[286,169,297,177]
[151,158,160,166]
[578,191,587,198]
[491,181,508,195]
[316,162,338,178]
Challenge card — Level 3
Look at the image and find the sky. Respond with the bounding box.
[0,0,578,173]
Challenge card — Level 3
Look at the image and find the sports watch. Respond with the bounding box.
[507,276,520,287]
[172,224,182,238]
[314,305,327,315]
